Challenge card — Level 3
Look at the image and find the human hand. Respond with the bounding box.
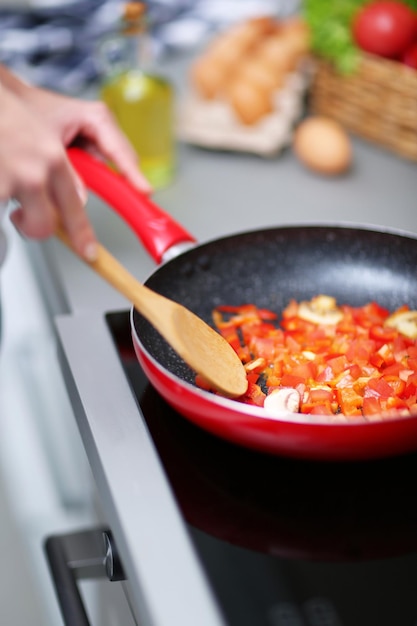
[0,72,152,261]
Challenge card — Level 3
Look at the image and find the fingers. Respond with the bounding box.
[9,150,97,262]
[10,189,57,240]
[74,102,153,194]
[49,155,98,261]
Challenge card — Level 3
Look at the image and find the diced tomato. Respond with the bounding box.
[365,377,394,398]
[382,362,404,377]
[385,396,409,412]
[285,335,302,353]
[326,355,349,376]
[290,361,318,381]
[307,404,334,416]
[316,365,334,383]
[302,388,335,414]
[243,382,265,407]
[308,388,333,403]
[346,338,376,363]
[349,363,362,380]
[407,357,417,372]
[377,343,395,367]
[370,352,385,368]
[369,324,397,343]
[382,375,406,397]
[406,371,417,387]
[362,396,382,416]
[337,388,363,416]
[393,335,409,355]
[353,302,389,327]
[249,336,279,360]
[257,308,278,321]
[403,382,417,399]
[407,346,417,359]
[210,297,417,421]
[280,373,305,387]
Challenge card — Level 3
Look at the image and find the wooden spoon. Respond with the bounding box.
[56,227,248,398]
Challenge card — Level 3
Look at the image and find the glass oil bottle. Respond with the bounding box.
[99,2,175,189]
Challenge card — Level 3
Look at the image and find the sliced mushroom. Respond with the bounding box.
[264,387,300,416]
[297,295,343,325]
[385,309,417,339]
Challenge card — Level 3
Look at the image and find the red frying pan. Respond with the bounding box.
[69,147,417,461]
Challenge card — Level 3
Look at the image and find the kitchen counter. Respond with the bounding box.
[26,56,417,626]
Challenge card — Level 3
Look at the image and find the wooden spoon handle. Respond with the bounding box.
[55,226,170,320]
[56,226,248,398]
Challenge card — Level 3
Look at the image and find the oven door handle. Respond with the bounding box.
[44,528,125,626]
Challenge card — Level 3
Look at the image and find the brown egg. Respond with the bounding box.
[293,117,352,176]
[206,35,246,70]
[190,55,229,99]
[281,17,310,44]
[255,35,300,74]
[280,21,311,58]
[228,78,273,125]
[233,58,277,96]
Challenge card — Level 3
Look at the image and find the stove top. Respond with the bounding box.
[107,310,417,626]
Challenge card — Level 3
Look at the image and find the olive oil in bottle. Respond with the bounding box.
[99,2,175,189]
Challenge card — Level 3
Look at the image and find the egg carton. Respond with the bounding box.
[177,66,311,157]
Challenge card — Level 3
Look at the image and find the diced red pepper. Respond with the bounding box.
[362,396,382,416]
[337,388,363,416]
[369,324,397,343]
[280,373,306,388]
[210,298,417,420]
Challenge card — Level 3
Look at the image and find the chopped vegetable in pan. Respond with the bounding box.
[196,295,417,421]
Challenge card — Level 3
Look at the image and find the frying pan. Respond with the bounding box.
[69,147,417,461]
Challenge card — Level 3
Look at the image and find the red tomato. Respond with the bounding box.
[402,41,417,68]
[353,1,417,59]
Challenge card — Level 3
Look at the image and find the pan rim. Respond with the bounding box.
[143,221,417,277]
[164,220,417,260]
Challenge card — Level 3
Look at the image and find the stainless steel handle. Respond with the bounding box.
[44,528,125,626]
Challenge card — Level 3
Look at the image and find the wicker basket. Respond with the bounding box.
[310,52,417,162]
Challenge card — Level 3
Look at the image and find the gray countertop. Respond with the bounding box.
[28,56,417,626]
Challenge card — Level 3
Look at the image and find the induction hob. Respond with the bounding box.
[107,310,417,626]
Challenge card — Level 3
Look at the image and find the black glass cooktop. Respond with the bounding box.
[107,310,417,626]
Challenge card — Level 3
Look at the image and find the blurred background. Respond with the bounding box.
[0,0,301,94]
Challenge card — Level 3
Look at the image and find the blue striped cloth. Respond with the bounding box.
[0,0,300,94]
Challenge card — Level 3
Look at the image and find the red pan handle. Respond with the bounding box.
[67,147,196,264]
